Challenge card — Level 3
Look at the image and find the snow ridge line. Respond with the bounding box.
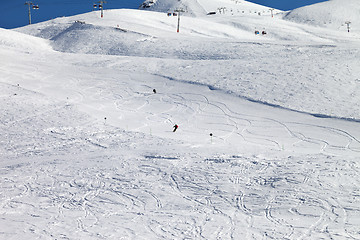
[152,73,360,124]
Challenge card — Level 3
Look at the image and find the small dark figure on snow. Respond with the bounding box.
[153,89,157,94]
[173,124,178,132]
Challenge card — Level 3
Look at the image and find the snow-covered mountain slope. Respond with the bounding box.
[283,0,360,31]
[1,24,360,239]
[139,0,282,17]
[0,28,51,53]
[1,0,360,238]
[140,0,207,16]
[16,6,360,119]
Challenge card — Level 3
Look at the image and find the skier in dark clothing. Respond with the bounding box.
[173,124,178,132]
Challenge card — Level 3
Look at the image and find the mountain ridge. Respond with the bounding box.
[284,0,360,31]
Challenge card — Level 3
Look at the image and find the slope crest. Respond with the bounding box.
[140,0,207,16]
[283,0,360,31]
[0,28,51,52]
[139,0,278,16]
[49,21,151,55]
[140,0,206,16]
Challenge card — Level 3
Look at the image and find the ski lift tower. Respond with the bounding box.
[94,1,107,18]
[174,8,185,33]
[24,2,39,25]
[345,21,351,32]
[269,8,274,18]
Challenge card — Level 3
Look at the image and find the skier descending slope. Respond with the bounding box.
[173,124,179,132]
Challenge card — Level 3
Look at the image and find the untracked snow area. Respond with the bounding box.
[1,0,360,239]
[283,0,360,31]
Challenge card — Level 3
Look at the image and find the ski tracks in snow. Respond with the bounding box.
[1,69,360,239]
[1,133,359,239]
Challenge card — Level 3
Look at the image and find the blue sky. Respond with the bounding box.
[0,0,327,29]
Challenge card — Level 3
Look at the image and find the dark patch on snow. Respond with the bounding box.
[145,155,179,160]
[205,158,230,164]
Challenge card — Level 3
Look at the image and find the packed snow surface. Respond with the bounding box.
[1,0,360,239]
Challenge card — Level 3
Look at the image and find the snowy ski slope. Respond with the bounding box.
[1,0,360,239]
